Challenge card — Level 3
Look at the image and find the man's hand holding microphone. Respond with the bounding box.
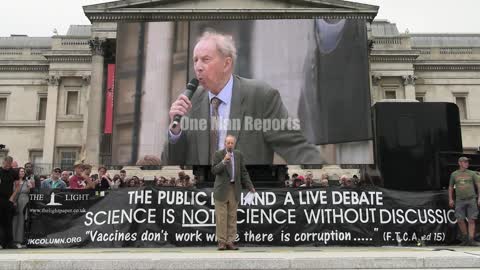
[223,151,231,163]
[169,79,199,135]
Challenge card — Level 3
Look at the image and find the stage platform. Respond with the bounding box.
[1,246,480,270]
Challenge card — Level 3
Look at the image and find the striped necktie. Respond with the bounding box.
[210,97,221,163]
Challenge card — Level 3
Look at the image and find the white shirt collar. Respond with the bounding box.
[208,75,233,105]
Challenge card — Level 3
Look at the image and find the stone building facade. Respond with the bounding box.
[0,25,92,172]
[371,20,480,153]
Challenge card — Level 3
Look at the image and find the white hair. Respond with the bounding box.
[225,134,237,142]
[197,31,237,65]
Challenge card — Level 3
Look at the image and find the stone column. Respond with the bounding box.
[138,22,174,159]
[42,75,61,165]
[85,38,106,165]
[80,75,91,162]
[403,75,417,100]
[371,74,382,104]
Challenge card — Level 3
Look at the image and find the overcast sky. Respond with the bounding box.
[0,0,479,37]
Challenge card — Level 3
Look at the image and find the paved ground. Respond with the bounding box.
[1,246,480,269]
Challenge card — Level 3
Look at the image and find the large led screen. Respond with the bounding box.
[112,19,373,166]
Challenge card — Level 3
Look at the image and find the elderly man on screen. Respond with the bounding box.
[165,31,323,166]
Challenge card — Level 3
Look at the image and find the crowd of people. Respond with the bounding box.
[64,161,196,190]
[284,171,361,189]
[0,156,197,249]
[5,160,197,192]
[1,154,479,249]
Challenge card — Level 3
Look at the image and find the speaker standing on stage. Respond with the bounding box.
[212,135,255,250]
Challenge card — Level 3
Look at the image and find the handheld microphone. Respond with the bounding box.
[172,78,199,129]
[225,148,233,163]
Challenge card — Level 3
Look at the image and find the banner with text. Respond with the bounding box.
[26,187,458,248]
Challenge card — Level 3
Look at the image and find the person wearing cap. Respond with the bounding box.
[293,176,304,188]
[448,156,480,246]
[41,168,67,189]
[69,161,85,189]
[69,162,95,190]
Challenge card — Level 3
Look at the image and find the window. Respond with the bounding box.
[57,148,80,170]
[66,91,79,115]
[455,97,467,120]
[385,91,396,99]
[0,97,6,120]
[29,150,43,165]
[29,150,46,174]
[38,97,47,120]
[416,92,426,103]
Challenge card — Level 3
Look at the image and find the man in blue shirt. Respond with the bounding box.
[41,168,67,189]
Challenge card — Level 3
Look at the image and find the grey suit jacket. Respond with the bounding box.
[164,75,323,165]
[211,149,253,202]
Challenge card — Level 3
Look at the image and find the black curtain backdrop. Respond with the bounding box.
[298,19,372,145]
